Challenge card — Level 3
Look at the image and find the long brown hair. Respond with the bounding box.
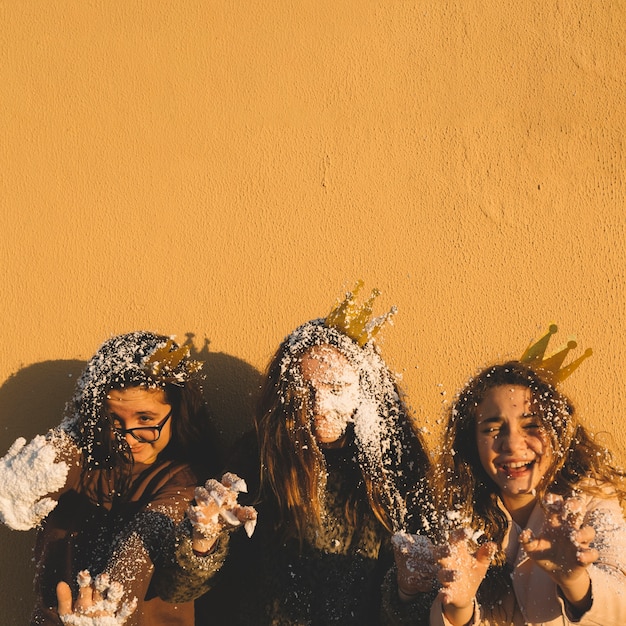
[431,360,625,554]
[256,319,430,546]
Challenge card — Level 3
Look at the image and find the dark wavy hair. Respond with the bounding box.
[255,319,430,546]
[431,360,625,557]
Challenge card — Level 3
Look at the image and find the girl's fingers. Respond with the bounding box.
[92,587,104,605]
[438,568,456,584]
[75,581,94,612]
[519,529,552,554]
[475,542,496,567]
[236,506,257,522]
[576,546,599,566]
[56,582,73,616]
[574,525,595,546]
[563,497,585,528]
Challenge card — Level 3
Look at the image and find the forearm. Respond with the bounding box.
[556,564,626,624]
[554,568,592,616]
[154,521,231,603]
[102,483,195,606]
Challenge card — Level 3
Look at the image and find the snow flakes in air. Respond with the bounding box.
[0,430,70,530]
[392,530,435,565]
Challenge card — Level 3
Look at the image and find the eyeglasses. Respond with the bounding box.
[112,410,172,443]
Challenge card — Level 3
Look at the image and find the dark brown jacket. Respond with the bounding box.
[30,432,207,625]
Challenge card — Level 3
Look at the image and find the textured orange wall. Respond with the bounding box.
[1,2,625,622]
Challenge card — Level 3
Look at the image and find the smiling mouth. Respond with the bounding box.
[499,460,535,476]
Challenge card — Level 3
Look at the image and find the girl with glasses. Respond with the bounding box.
[0,331,248,626]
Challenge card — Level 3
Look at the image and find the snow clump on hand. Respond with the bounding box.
[0,434,69,530]
[59,570,137,626]
[188,472,258,539]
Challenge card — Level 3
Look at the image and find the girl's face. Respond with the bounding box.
[106,386,173,465]
[299,344,360,448]
[475,384,553,511]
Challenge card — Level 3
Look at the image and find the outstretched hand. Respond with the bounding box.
[520,494,595,608]
[0,434,69,530]
[391,531,438,600]
[436,529,495,626]
[56,570,137,625]
[188,472,258,554]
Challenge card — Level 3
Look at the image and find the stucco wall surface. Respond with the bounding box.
[1,1,625,623]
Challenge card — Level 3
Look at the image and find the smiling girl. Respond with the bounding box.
[0,332,229,626]
[425,360,626,626]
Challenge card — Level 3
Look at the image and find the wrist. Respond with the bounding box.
[442,597,477,626]
[191,534,218,555]
[556,569,592,611]
[192,542,217,556]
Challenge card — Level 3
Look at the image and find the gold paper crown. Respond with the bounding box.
[144,339,202,381]
[325,280,396,347]
[520,324,592,384]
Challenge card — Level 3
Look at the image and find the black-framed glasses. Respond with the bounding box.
[112,409,172,443]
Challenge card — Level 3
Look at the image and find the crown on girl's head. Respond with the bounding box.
[144,339,202,382]
[520,324,592,384]
[325,280,397,347]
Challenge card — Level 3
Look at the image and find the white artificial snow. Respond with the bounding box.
[60,616,130,626]
[0,431,70,530]
[280,318,418,532]
[392,531,435,568]
[59,570,137,626]
[221,472,248,493]
[189,473,258,540]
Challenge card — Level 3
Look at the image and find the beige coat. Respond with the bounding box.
[430,492,626,626]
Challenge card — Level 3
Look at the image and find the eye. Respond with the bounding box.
[480,426,500,436]
[522,414,543,431]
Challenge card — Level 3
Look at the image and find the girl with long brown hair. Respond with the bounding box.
[171,287,432,625]
[390,350,626,626]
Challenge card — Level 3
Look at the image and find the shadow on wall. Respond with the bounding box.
[186,334,265,456]
[0,339,263,626]
[0,359,85,626]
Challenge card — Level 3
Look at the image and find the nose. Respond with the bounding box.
[124,431,138,445]
[310,389,324,416]
[498,425,526,453]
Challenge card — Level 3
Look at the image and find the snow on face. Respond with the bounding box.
[300,345,361,446]
[278,319,412,530]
